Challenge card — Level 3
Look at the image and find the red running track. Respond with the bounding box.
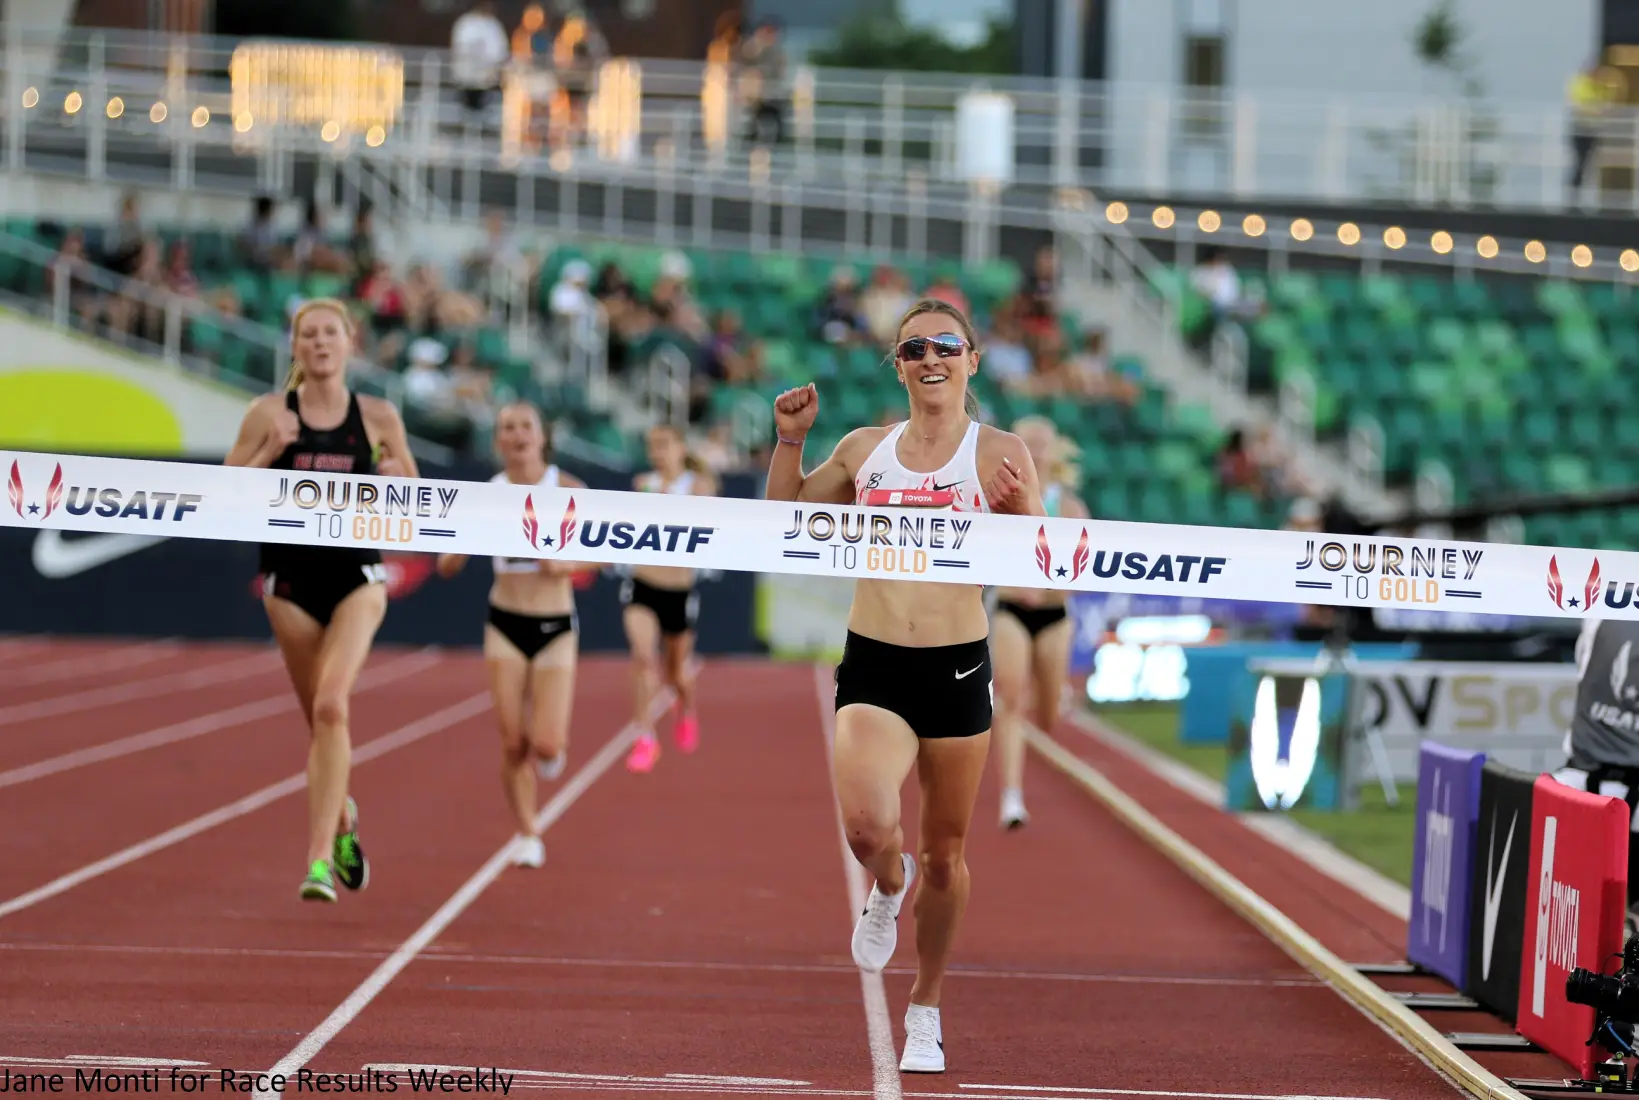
[0,638,1497,1100]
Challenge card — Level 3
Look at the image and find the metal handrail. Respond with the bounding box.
[5,23,1634,216]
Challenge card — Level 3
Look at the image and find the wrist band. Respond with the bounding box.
[777,434,805,447]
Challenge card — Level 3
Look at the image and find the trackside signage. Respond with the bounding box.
[1461,760,1536,1022]
[1406,741,1483,990]
[1515,775,1629,1078]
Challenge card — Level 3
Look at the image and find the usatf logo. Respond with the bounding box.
[782,506,971,576]
[1547,555,1602,612]
[8,461,63,519]
[550,495,714,555]
[1295,538,1482,605]
[10,461,199,523]
[1036,525,1090,582]
[267,476,458,545]
[1055,544,1226,585]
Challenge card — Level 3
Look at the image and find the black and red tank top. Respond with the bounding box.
[258,389,382,574]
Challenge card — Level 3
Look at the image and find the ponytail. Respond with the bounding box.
[284,360,306,391]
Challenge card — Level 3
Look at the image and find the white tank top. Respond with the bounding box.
[635,470,697,495]
[852,420,990,513]
[493,464,560,574]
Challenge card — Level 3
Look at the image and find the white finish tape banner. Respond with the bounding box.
[1,449,1631,622]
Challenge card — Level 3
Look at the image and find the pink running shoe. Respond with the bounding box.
[675,713,699,754]
[625,733,660,773]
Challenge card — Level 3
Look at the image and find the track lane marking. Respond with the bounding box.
[251,689,677,1096]
[0,691,493,921]
[0,648,441,789]
[812,662,902,1100]
[0,649,286,727]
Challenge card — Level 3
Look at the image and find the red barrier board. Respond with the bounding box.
[1515,774,1630,1078]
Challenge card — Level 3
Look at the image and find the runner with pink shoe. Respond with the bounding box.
[619,423,716,773]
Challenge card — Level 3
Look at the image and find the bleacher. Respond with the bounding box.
[1154,259,1639,547]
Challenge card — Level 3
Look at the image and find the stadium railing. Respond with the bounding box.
[4,25,1638,218]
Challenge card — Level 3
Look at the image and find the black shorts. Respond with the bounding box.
[620,576,698,637]
[834,630,993,739]
[262,561,387,628]
[487,605,578,662]
[996,600,1069,639]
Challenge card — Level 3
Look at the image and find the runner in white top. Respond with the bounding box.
[989,416,1090,830]
[435,402,590,868]
[622,422,720,774]
[765,298,1046,1075]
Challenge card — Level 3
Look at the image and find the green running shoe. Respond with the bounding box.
[300,859,337,903]
[333,797,370,892]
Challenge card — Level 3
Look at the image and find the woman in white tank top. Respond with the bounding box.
[435,402,590,869]
[988,416,1090,831]
[764,299,1047,1074]
[621,422,719,774]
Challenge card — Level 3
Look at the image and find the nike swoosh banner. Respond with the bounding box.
[1406,741,1484,990]
[1,448,1629,619]
[1515,774,1630,1078]
[1461,760,1537,1022]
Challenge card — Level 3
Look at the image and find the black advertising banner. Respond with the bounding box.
[1462,759,1538,1022]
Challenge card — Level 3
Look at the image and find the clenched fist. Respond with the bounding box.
[774,383,820,441]
[268,407,301,450]
[984,455,1028,515]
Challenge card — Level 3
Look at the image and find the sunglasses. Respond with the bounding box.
[896,333,967,362]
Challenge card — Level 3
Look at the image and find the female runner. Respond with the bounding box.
[766,299,1044,1074]
[988,415,1089,831]
[435,402,588,868]
[225,297,418,903]
[621,422,718,774]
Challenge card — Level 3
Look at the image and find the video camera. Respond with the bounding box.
[1566,936,1639,1090]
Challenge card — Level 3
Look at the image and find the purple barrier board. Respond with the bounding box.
[1407,740,1485,989]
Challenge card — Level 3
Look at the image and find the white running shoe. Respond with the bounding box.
[900,1003,945,1073]
[851,852,916,973]
[1000,788,1029,830]
[512,834,546,868]
[537,753,567,781]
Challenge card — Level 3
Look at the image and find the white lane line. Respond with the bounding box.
[5,639,180,687]
[954,1085,1391,1099]
[251,689,677,1096]
[812,662,903,1100]
[0,649,285,727]
[0,692,492,921]
[0,941,1321,987]
[0,649,442,790]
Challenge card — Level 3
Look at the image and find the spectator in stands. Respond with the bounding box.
[292,199,350,276]
[922,273,969,316]
[1568,57,1611,195]
[50,228,103,331]
[357,258,408,337]
[550,259,597,327]
[347,206,379,289]
[980,304,1035,392]
[739,19,787,145]
[451,1,510,121]
[1216,427,1263,495]
[551,9,609,145]
[104,191,145,275]
[860,264,915,345]
[1025,244,1058,306]
[108,238,167,344]
[443,339,498,428]
[165,241,200,299]
[1190,246,1262,327]
[403,336,456,409]
[240,195,281,273]
[815,266,867,345]
[649,258,709,344]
